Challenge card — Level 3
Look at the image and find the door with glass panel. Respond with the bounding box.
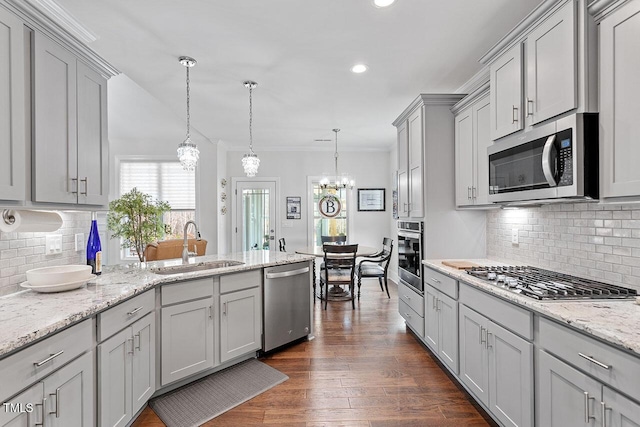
[312,185,348,245]
[235,181,276,252]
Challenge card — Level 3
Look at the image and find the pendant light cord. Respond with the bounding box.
[334,129,340,187]
[185,65,191,140]
[249,85,254,154]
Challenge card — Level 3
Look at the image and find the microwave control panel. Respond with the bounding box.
[557,137,573,187]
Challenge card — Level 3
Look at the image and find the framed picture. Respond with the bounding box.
[357,188,385,212]
[286,196,301,219]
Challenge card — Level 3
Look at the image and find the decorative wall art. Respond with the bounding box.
[286,196,302,219]
[357,188,385,212]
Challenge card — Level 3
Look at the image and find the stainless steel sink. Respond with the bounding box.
[151,260,244,275]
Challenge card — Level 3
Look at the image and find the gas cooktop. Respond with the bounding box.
[466,266,638,301]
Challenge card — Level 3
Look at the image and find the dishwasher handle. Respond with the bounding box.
[266,266,310,279]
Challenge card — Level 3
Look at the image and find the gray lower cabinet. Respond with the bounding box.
[98,313,155,427]
[424,285,458,374]
[220,287,261,363]
[602,386,640,427]
[161,297,214,385]
[0,383,44,427]
[459,304,533,427]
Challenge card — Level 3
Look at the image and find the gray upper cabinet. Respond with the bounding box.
[490,42,523,140]
[33,32,108,206]
[0,6,25,202]
[599,0,640,199]
[397,120,409,218]
[395,106,424,218]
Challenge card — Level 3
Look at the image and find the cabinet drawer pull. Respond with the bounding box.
[34,398,46,426]
[80,177,88,195]
[430,277,441,284]
[49,388,60,418]
[512,105,518,123]
[127,306,144,316]
[403,294,411,301]
[34,350,64,367]
[584,391,595,423]
[526,98,534,117]
[578,353,611,370]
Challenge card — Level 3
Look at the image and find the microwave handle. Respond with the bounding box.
[541,135,558,187]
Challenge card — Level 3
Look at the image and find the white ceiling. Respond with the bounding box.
[54,0,541,151]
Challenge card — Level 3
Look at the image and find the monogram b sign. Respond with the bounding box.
[318,195,342,218]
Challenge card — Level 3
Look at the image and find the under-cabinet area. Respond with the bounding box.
[0,254,313,427]
[405,261,640,427]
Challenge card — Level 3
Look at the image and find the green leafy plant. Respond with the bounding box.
[107,188,171,262]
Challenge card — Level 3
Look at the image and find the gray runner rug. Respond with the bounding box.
[149,359,288,427]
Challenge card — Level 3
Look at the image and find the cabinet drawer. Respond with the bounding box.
[220,269,261,294]
[161,277,213,306]
[459,282,533,340]
[397,281,424,317]
[399,300,424,337]
[424,267,458,299]
[0,319,92,401]
[538,317,640,399]
[99,290,155,341]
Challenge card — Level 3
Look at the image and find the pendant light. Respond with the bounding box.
[242,81,260,177]
[176,56,199,171]
[320,129,355,191]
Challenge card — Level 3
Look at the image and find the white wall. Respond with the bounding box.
[223,149,393,253]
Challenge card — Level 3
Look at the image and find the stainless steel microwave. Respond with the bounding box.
[487,113,598,204]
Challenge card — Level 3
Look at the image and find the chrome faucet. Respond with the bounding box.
[182,220,201,263]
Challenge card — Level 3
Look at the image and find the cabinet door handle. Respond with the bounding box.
[134,333,141,351]
[479,327,486,346]
[405,312,411,318]
[403,294,410,301]
[486,331,493,349]
[80,177,88,195]
[127,306,144,316]
[526,98,534,117]
[34,397,46,426]
[512,105,519,123]
[49,388,60,418]
[34,350,64,367]
[128,338,134,354]
[601,401,611,427]
[432,296,437,310]
[468,186,472,200]
[209,305,213,319]
[222,302,227,316]
[71,177,78,195]
[472,187,476,199]
[578,353,611,370]
[584,391,595,423]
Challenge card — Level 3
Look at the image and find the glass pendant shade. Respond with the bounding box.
[242,152,260,177]
[319,129,355,191]
[177,136,199,172]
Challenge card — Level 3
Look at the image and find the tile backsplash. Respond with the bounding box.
[0,212,91,296]
[487,202,640,292]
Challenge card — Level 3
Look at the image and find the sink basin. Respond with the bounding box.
[151,260,245,275]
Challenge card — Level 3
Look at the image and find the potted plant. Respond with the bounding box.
[107,188,171,262]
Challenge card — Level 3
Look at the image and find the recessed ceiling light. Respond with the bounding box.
[351,64,368,74]
[373,0,395,8]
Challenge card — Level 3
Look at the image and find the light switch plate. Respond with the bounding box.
[75,233,84,251]
[511,228,519,245]
[45,234,63,255]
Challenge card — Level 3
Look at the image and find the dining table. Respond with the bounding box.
[295,244,379,301]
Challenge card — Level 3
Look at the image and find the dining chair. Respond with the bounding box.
[319,243,358,310]
[278,237,286,252]
[356,238,394,299]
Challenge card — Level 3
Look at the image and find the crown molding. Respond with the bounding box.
[3,0,119,78]
[392,94,466,127]
[588,0,630,22]
[451,81,490,115]
[454,66,490,96]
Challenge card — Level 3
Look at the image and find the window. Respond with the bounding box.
[119,160,196,258]
[312,185,348,246]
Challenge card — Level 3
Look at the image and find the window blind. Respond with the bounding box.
[120,161,195,210]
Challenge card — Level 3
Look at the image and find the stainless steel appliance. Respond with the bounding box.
[466,266,637,301]
[398,221,423,294]
[263,261,312,352]
[488,113,598,204]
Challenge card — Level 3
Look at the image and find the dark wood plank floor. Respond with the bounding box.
[133,279,496,426]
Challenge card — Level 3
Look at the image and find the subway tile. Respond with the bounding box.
[596,245,613,254]
[596,228,613,237]
[613,211,632,220]
[604,237,622,246]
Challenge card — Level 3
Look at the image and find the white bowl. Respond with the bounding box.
[26,265,93,287]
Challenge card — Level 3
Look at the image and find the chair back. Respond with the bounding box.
[278,237,286,252]
[321,235,347,244]
[322,243,358,273]
[379,238,394,271]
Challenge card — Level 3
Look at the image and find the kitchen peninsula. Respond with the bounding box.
[0,251,314,427]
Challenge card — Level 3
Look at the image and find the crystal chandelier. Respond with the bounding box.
[242,81,260,177]
[320,129,355,191]
[177,56,199,171]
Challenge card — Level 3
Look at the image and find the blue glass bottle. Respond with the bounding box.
[87,213,102,275]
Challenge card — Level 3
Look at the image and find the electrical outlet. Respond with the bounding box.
[75,233,84,251]
[45,234,63,255]
[511,228,519,245]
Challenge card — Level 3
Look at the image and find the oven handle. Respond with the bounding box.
[541,134,558,187]
[398,230,421,239]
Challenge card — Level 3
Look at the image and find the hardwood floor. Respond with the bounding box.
[133,279,496,426]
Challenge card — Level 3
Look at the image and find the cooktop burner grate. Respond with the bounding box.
[466,266,638,300]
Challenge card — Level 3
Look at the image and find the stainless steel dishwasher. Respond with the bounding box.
[263,261,312,352]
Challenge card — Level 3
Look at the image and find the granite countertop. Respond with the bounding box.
[0,251,314,358]
[423,259,640,356]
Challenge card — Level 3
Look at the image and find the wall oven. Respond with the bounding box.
[397,220,423,294]
[487,113,598,204]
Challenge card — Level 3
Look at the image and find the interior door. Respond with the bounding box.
[235,181,277,252]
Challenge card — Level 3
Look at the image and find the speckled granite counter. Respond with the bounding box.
[423,259,640,356]
[0,251,314,358]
